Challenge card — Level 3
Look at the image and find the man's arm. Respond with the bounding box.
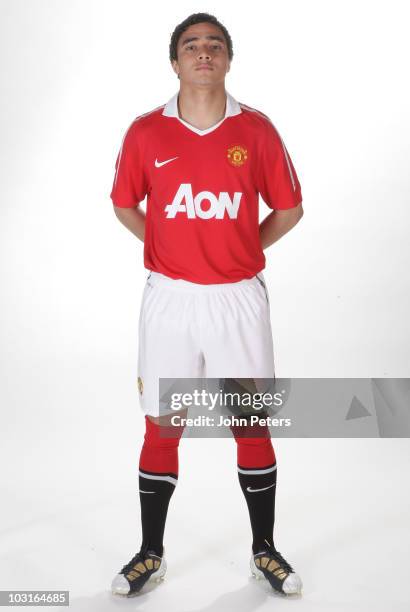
[259,202,303,250]
[113,205,146,242]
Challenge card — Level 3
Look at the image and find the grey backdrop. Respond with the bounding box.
[1,1,409,611]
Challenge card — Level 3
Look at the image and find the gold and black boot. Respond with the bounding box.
[250,539,302,595]
[111,545,166,596]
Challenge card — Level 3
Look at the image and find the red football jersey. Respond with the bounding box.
[110,92,302,284]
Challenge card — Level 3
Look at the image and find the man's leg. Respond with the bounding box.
[231,418,277,554]
[111,411,186,596]
[112,271,204,595]
[138,413,186,556]
[201,275,302,595]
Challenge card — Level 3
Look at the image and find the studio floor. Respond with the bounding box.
[1,436,409,612]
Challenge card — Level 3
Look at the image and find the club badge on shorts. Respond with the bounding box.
[138,376,144,395]
[227,145,248,167]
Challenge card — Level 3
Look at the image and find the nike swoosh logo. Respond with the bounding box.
[139,490,156,494]
[247,483,276,493]
[155,156,178,168]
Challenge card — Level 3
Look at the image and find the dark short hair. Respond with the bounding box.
[169,12,233,62]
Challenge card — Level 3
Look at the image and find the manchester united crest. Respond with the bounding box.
[227,145,248,167]
[138,376,143,395]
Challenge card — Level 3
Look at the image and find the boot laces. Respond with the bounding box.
[259,539,294,574]
[121,544,157,574]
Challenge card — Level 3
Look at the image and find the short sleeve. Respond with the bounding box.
[257,120,302,210]
[110,122,148,208]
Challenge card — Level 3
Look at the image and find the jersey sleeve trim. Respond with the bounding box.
[110,118,149,208]
[253,111,303,211]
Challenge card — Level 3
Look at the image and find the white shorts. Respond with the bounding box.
[137,271,275,417]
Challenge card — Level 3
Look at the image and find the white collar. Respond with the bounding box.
[162,91,242,136]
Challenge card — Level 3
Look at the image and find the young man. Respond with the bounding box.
[110,13,304,597]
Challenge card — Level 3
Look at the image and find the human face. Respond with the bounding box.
[172,22,231,87]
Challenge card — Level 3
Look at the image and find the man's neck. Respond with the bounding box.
[177,85,227,131]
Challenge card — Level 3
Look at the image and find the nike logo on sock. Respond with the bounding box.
[155,156,178,168]
[246,483,276,493]
[139,490,156,494]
